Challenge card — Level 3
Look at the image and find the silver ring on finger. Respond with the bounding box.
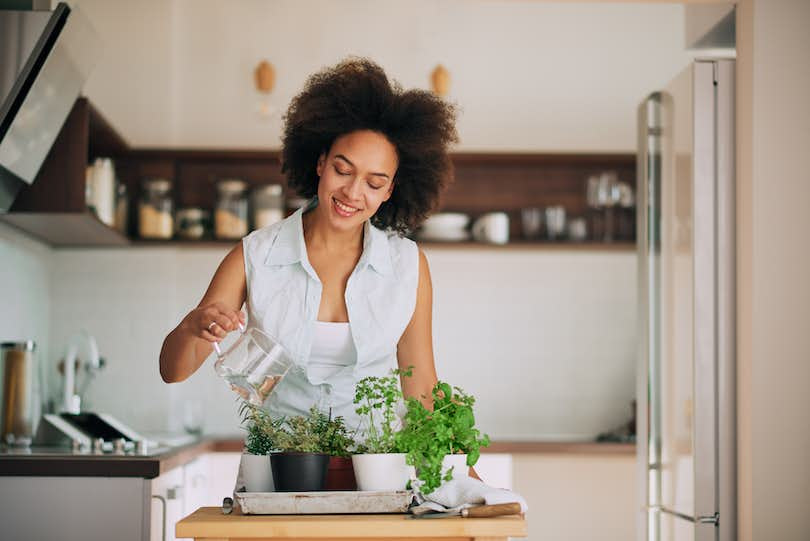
[207,321,217,330]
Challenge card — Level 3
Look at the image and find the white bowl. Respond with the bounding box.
[416,229,470,242]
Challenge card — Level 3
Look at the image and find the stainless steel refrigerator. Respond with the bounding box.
[636,59,736,541]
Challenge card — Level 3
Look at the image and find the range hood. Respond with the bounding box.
[0,2,100,212]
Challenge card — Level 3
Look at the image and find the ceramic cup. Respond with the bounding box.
[471,212,509,244]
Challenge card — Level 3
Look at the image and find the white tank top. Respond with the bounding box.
[307,321,356,384]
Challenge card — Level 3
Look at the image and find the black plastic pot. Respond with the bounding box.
[270,452,330,492]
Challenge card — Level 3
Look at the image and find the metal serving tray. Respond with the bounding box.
[236,490,413,515]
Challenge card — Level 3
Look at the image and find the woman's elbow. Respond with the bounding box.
[159,352,185,383]
[160,362,177,383]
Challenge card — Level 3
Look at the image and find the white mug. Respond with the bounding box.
[472,212,509,244]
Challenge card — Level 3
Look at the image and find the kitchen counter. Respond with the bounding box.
[0,437,634,478]
[0,437,234,478]
[177,506,527,541]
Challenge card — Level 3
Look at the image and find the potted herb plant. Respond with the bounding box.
[311,407,357,490]
[351,368,415,491]
[238,402,281,492]
[269,408,331,492]
[396,381,490,495]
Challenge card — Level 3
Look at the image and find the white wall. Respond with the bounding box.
[25,0,664,438]
[0,223,52,397]
[71,0,691,152]
[427,248,637,440]
[737,1,810,539]
[47,246,636,440]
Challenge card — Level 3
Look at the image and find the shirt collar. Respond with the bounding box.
[264,197,392,276]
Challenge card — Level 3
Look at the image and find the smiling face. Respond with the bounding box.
[314,130,398,231]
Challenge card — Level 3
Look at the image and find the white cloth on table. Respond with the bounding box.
[410,476,529,515]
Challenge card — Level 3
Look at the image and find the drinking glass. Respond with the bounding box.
[520,208,543,240]
[597,172,621,242]
[544,206,567,241]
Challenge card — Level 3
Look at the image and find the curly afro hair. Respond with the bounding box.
[281,57,458,235]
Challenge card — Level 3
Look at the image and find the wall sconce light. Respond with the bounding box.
[254,60,276,117]
[430,64,450,97]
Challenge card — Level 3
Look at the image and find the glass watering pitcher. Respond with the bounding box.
[213,325,293,406]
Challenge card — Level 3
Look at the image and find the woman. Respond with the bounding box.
[159,58,456,446]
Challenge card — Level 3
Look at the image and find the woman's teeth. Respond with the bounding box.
[333,197,359,216]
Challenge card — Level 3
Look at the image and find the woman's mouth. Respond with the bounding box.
[332,197,360,218]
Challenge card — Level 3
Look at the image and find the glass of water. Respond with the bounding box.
[213,327,293,406]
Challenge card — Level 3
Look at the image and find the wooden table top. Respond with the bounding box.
[176,507,528,540]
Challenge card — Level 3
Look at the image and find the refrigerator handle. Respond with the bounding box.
[646,506,720,526]
[636,93,662,541]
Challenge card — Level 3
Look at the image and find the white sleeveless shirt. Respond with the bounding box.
[241,197,419,433]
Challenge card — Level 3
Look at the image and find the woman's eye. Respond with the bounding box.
[367,183,383,190]
[333,165,350,176]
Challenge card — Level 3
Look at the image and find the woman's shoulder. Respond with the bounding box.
[242,214,294,263]
[372,225,419,279]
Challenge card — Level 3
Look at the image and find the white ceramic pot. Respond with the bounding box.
[351,453,415,492]
[441,453,469,481]
[239,453,274,492]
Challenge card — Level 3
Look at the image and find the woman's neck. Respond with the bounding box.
[302,205,364,255]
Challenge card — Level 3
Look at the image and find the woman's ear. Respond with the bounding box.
[316,152,326,177]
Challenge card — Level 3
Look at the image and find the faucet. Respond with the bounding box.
[62,331,100,414]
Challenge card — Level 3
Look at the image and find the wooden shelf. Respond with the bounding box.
[114,239,636,251]
[5,96,637,248]
[1,212,129,247]
[420,241,636,251]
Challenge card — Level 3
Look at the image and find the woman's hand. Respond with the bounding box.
[181,301,245,343]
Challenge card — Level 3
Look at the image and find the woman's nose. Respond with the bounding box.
[343,176,364,200]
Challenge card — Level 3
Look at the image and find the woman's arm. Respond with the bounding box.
[396,248,482,481]
[159,243,247,383]
[397,248,438,409]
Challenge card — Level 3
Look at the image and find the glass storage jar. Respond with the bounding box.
[1,341,39,447]
[215,179,249,239]
[138,178,173,239]
[251,184,284,230]
[175,207,209,240]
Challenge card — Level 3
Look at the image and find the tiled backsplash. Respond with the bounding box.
[3,225,636,440]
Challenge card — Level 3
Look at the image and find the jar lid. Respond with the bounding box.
[142,178,172,191]
[176,208,207,219]
[1,341,36,352]
[217,179,247,193]
[254,184,283,196]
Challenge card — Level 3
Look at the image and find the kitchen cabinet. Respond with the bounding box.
[0,440,241,541]
[0,475,148,541]
[150,465,185,541]
[151,452,242,541]
[182,455,210,518]
[204,452,242,504]
[512,452,636,541]
[1,97,130,246]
